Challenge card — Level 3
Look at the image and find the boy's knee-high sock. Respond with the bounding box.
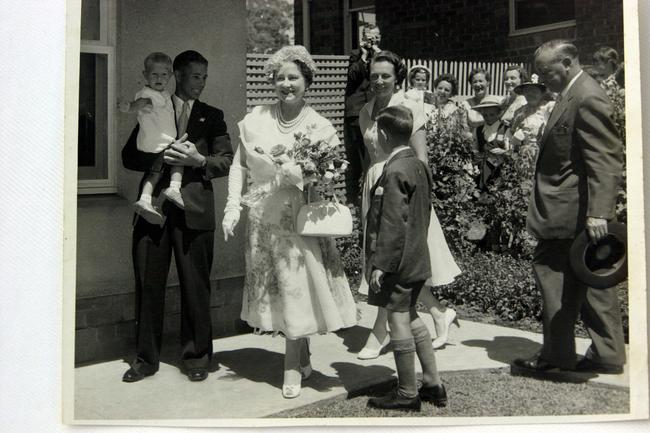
[391,337,418,398]
[412,325,441,387]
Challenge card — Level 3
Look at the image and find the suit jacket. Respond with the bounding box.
[526,72,624,240]
[122,98,234,231]
[345,48,373,118]
[365,148,432,284]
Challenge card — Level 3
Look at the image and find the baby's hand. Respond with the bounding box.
[117,101,131,113]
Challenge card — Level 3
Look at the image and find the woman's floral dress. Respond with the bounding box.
[234,104,357,339]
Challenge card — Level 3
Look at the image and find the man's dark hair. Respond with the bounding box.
[173,50,208,72]
[376,105,413,146]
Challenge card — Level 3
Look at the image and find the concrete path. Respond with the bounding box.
[74,302,629,421]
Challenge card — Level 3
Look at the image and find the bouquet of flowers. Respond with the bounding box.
[241,124,348,207]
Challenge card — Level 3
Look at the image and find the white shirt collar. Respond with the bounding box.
[386,145,410,164]
[172,94,195,118]
[560,70,583,99]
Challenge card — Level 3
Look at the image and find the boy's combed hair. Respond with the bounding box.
[144,52,172,71]
[376,105,413,145]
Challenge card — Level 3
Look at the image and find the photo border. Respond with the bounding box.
[61,0,649,427]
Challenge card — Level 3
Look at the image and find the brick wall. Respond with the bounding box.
[298,0,623,64]
[75,276,249,365]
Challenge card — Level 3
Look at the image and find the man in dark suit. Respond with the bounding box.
[121,50,233,382]
[365,106,446,412]
[343,24,381,204]
[513,40,626,375]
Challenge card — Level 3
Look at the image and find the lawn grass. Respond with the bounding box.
[271,368,629,418]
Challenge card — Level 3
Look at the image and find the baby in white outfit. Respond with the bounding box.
[119,52,184,225]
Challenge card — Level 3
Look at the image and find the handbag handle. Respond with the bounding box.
[306,185,342,205]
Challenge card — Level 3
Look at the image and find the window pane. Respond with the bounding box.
[515,0,575,30]
[81,0,101,41]
[78,52,108,181]
[352,9,376,49]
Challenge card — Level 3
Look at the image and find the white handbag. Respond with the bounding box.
[296,192,353,238]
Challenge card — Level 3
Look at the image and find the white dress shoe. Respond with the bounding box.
[432,309,460,349]
[357,334,390,360]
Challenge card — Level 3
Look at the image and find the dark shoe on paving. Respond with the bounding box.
[186,367,208,382]
[419,383,447,407]
[368,389,421,412]
[122,365,156,383]
[512,355,559,372]
[574,357,623,375]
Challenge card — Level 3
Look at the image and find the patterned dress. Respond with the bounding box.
[234,104,357,339]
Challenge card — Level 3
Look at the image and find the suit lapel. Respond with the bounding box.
[539,73,584,146]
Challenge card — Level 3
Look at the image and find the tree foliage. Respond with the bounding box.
[247,0,294,54]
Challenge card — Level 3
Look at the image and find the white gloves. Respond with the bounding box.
[222,147,247,241]
[222,209,240,241]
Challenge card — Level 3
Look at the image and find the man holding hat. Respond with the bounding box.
[512,40,626,375]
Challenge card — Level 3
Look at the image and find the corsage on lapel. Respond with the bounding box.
[374,186,384,196]
[199,117,206,123]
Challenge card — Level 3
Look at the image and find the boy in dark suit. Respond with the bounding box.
[365,105,447,412]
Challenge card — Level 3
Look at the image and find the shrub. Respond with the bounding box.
[336,204,363,290]
[482,142,538,259]
[426,104,482,255]
[433,251,542,321]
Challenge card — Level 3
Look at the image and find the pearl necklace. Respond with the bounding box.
[276,102,308,134]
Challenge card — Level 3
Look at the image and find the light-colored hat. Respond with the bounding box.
[472,95,503,111]
[514,73,547,94]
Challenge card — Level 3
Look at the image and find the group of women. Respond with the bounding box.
[219,43,622,401]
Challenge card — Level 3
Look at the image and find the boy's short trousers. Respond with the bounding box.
[367,274,425,312]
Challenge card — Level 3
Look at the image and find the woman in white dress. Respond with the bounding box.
[356,51,461,359]
[222,46,357,399]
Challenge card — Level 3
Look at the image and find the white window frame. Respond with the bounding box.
[508,0,576,37]
[78,0,117,194]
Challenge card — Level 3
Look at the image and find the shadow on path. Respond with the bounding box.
[334,325,376,354]
[216,348,340,392]
[329,361,395,394]
[461,336,542,365]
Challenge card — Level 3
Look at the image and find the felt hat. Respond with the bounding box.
[514,73,547,95]
[472,95,503,111]
[569,222,627,289]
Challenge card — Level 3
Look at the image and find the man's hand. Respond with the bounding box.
[164,134,206,167]
[370,269,385,293]
[586,217,608,244]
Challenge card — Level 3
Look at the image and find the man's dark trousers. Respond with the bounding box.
[533,239,626,369]
[132,204,214,372]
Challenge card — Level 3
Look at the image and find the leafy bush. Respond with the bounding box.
[336,204,363,290]
[426,104,482,255]
[433,251,542,322]
[482,142,539,259]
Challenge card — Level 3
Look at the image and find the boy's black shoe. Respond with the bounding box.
[367,389,421,412]
[419,383,447,407]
